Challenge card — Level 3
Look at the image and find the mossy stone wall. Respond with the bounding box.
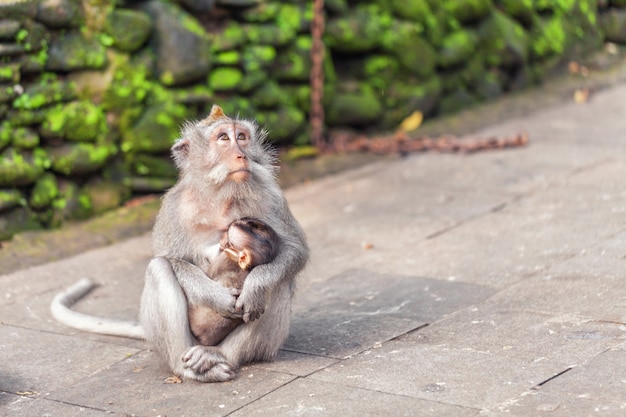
[0,0,624,239]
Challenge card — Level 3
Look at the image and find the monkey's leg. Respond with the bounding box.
[141,257,238,382]
[140,257,196,377]
[217,279,293,368]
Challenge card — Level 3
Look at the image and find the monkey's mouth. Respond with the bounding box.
[229,169,251,181]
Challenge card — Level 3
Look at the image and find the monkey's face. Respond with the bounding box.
[171,105,277,187]
[211,122,252,183]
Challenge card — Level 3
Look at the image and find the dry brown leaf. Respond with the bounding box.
[164,375,183,384]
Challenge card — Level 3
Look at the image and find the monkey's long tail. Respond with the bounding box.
[50,278,145,340]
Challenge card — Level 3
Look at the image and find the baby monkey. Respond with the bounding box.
[188,217,280,346]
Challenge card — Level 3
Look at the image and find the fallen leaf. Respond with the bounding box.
[164,375,182,384]
[16,391,38,396]
[398,111,424,133]
[362,241,374,250]
[574,88,590,104]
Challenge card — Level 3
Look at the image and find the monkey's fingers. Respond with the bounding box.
[242,307,264,323]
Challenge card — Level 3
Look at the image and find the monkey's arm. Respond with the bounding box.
[235,217,309,322]
[168,257,242,318]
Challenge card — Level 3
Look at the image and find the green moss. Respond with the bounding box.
[105,9,152,52]
[0,122,11,150]
[29,173,59,210]
[239,3,280,22]
[442,0,493,23]
[48,180,93,223]
[130,154,177,178]
[532,17,567,58]
[244,24,296,46]
[12,127,40,149]
[12,74,77,110]
[211,22,247,51]
[276,4,302,33]
[215,51,241,66]
[251,81,284,108]
[0,64,20,83]
[438,30,479,68]
[16,28,28,43]
[0,188,25,211]
[326,84,384,127]
[208,67,243,91]
[390,0,434,23]
[160,71,175,86]
[480,10,529,67]
[46,31,107,71]
[326,4,392,52]
[50,143,117,176]
[120,100,188,153]
[256,106,305,143]
[494,0,535,25]
[41,101,107,142]
[103,61,153,111]
[381,21,436,78]
[0,147,50,187]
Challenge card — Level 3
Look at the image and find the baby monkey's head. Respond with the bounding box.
[220,217,280,271]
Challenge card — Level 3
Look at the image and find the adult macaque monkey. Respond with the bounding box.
[51,105,309,382]
[189,217,280,346]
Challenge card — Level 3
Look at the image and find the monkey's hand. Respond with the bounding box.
[235,279,267,322]
[202,284,243,319]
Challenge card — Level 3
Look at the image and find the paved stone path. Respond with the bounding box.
[2,83,626,416]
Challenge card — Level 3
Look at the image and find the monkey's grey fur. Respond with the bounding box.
[51,105,309,382]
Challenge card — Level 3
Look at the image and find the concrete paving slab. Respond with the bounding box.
[250,350,339,377]
[0,235,151,307]
[486,348,626,417]
[0,325,140,394]
[285,269,494,358]
[403,306,625,367]
[289,155,519,288]
[0,288,146,350]
[47,350,296,417]
[229,378,480,417]
[502,164,626,221]
[488,230,626,322]
[473,84,626,147]
[368,143,615,197]
[0,392,117,417]
[360,206,608,289]
[308,337,569,410]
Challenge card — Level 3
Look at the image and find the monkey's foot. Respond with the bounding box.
[181,345,236,382]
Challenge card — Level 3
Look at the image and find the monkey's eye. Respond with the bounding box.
[218,133,229,141]
[237,132,247,141]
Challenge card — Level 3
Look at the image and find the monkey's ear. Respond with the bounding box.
[171,138,190,170]
[200,105,226,126]
[238,248,252,271]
